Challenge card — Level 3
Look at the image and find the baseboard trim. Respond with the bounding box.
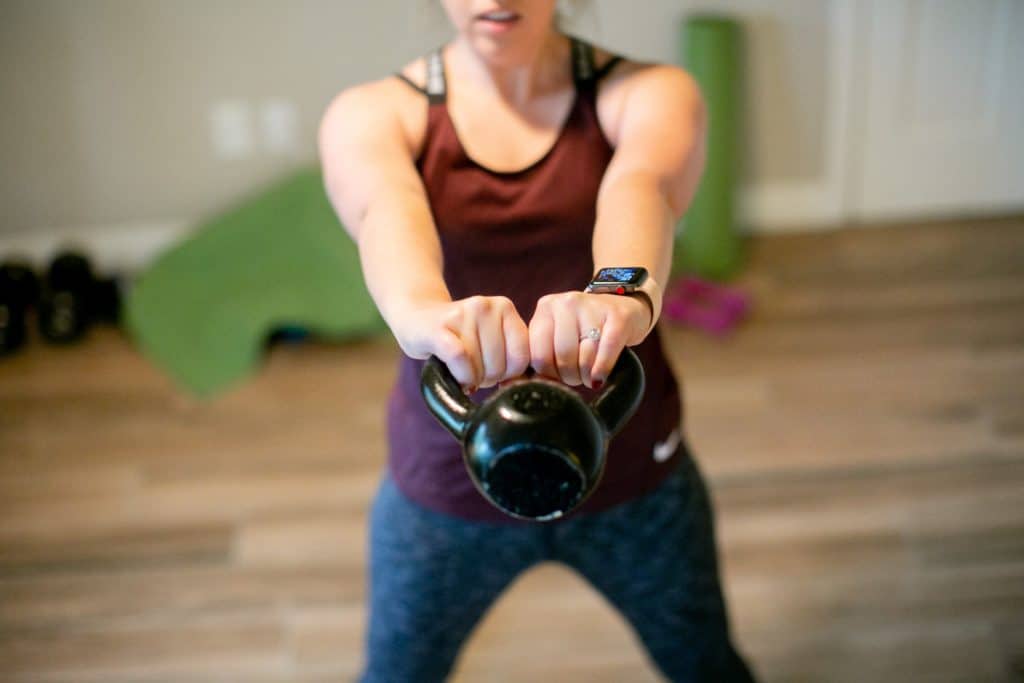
[740,181,843,233]
[0,220,194,275]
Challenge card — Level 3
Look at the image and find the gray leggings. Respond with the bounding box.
[360,452,757,682]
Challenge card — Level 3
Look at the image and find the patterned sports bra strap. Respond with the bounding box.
[570,36,597,86]
[426,49,448,104]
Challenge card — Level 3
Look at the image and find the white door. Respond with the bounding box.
[852,0,1024,222]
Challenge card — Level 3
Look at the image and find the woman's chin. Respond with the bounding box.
[466,33,549,67]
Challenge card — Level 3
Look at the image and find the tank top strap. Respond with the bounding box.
[569,36,624,89]
[393,47,448,104]
[424,48,448,104]
[569,35,596,85]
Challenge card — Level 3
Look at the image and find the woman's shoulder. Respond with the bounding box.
[395,54,431,92]
[587,44,700,148]
[320,66,431,161]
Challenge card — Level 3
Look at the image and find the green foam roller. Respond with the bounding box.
[675,15,744,280]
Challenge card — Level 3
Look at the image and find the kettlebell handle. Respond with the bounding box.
[591,347,645,436]
[421,347,645,440]
[420,356,477,440]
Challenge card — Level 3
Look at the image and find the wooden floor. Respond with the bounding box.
[1,216,1023,682]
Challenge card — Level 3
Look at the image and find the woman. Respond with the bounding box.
[319,2,756,680]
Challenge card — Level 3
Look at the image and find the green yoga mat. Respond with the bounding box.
[675,15,744,280]
[125,168,385,398]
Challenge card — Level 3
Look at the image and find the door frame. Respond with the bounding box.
[741,0,859,232]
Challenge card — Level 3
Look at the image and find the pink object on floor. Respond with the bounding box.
[662,276,751,337]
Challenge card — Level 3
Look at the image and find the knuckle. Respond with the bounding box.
[508,347,531,371]
[554,351,576,369]
[483,356,505,378]
[602,317,626,340]
[510,320,529,341]
[602,333,625,351]
[552,294,575,312]
[604,308,625,327]
[439,337,466,360]
[440,305,462,327]
[528,320,549,342]
[494,296,515,311]
[530,351,553,374]
[467,296,490,314]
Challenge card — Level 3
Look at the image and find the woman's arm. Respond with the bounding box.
[595,64,707,322]
[529,64,707,387]
[319,83,450,330]
[318,83,530,389]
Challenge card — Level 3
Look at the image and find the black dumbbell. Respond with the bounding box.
[0,261,40,356]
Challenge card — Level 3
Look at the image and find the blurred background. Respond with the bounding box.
[1,1,1022,681]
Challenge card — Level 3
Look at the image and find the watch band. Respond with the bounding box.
[626,289,655,333]
[584,271,660,337]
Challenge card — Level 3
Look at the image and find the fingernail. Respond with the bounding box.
[593,380,604,390]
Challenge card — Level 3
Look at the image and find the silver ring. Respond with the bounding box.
[580,327,601,343]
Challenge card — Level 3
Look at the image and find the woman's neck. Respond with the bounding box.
[447,31,571,107]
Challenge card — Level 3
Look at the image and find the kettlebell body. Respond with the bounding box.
[39,252,94,344]
[0,262,40,356]
[421,348,645,521]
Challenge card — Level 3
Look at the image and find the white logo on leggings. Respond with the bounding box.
[653,427,681,463]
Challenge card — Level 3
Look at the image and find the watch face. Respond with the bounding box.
[593,267,646,286]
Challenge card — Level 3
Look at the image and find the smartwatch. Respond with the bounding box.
[585,267,649,295]
[585,267,656,332]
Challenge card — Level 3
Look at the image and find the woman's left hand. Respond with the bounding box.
[528,291,652,389]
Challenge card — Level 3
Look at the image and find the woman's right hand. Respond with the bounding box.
[392,296,531,392]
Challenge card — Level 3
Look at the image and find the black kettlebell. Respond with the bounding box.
[89,275,123,325]
[0,262,40,356]
[38,251,95,344]
[421,348,645,521]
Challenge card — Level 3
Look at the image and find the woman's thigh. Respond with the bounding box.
[554,453,757,682]
[361,476,544,683]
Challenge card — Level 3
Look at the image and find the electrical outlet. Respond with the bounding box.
[209,100,254,160]
[260,99,299,155]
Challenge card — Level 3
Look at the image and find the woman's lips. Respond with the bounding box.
[476,11,522,33]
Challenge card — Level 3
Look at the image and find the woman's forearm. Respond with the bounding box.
[590,63,707,339]
[319,85,452,335]
[592,170,678,328]
[357,188,452,330]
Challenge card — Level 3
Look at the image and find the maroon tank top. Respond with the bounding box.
[387,36,687,524]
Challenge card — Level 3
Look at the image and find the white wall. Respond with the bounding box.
[0,0,841,271]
